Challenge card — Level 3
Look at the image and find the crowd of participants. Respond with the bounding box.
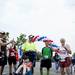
[0,32,75,75]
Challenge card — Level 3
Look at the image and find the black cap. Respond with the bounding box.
[0,32,5,35]
[28,35,34,39]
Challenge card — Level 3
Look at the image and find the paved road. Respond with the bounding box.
[3,62,75,75]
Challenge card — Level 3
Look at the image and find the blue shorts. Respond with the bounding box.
[72,59,75,65]
[25,70,32,75]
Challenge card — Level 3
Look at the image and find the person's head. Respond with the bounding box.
[10,42,16,50]
[43,40,53,47]
[43,40,49,47]
[12,40,16,45]
[0,32,7,42]
[28,35,34,42]
[2,33,6,39]
[0,33,2,38]
[0,32,5,38]
[45,41,49,47]
[55,53,58,56]
[60,38,65,46]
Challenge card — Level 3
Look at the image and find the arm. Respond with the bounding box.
[33,43,37,52]
[65,44,72,54]
[22,43,26,52]
[42,48,44,57]
[0,40,13,46]
[51,48,53,57]
[51,47,60,53]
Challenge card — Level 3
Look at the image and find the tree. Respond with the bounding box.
[36,52,42,61]
[72,52,75,59]
[16,33,27,47]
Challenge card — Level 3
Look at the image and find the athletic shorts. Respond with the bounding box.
[8,56,16,65]
[60,57,71,68]
[0,56,7,66]
[40,58,52,69]
[72,59,75,65]
[0,58,2,66]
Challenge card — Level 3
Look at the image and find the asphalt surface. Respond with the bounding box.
[3,62,75,75]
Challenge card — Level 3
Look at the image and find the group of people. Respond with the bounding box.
[0,32,17,75]
[40,38,72,75]
[0,32,74,75]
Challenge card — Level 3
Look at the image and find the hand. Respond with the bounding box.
[10,39,14,43]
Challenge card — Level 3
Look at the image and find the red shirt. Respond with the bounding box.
[9,48,16,57]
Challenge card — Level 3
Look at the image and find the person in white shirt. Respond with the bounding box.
[59,38,72,75]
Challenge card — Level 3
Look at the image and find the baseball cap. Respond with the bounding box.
[43,39,53,43]
[28,35,34,39]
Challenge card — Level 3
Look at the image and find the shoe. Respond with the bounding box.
[9,73,12,75]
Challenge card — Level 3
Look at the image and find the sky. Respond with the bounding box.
[0,0,75,53]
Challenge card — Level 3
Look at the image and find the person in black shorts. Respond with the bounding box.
[0,32,13,75]
[40,40,53,75]
[8,41,17,75]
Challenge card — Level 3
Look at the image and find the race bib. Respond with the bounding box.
[44,55,48,59]
[11,52,15,56]
[61,50,66,54]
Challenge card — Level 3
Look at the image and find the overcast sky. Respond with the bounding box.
[0,0,75,53]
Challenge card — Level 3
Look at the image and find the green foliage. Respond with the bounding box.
[16,33,26,46]
[72,52,75,58]
[36,52,42,61]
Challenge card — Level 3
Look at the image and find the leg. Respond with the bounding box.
[1,65,5,75]
[66,67,70,75]
[40,67,43,75]
[71,64,72,74]
[60,67,65,75]
[8,57,12,75]
[74,65,75,72]
[13,64,16,73]
[13,57,17,72]
[0,66,2,75]
[57,62,60,70]
[47,68,50,75]
[23,64,26,75]
[9,64,12,75]
[16,64,23,74]
[69,64,72,75]
[31,67,34,74]
[55,62,59,71]
[26,70,32,75]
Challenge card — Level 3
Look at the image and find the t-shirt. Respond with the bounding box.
[42,47,53,59]
[9,48,16,57]
[54,55,61,62]
[0,40,7,65]
[22,41,37,52]
[58,45,70,61]
[0,40,7,58]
